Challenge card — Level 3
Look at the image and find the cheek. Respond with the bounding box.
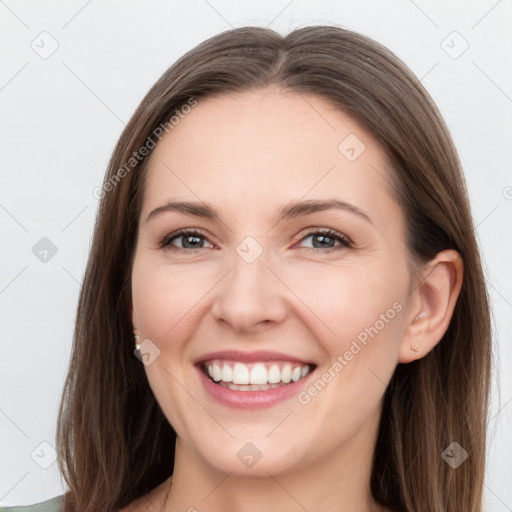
[281,257,406,355]
[289,263,405,441]
[131,259,218,342]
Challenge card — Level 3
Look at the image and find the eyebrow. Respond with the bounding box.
[145,199,372,225]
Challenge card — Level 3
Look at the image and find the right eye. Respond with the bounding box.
[159,228,215,251]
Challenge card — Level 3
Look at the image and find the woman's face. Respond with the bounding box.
[131,87,413,478]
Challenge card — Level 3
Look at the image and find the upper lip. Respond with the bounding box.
[193,350,314,365]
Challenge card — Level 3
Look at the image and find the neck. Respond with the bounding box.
[164,408,386,512]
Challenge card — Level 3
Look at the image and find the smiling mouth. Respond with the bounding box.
[200,359,315,391]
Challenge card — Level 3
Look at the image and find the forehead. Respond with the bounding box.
[140,87,400,227]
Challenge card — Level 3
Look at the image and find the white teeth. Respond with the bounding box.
[249,364,268,385]
[232,363,250,385]
[281,364,292,383]
[220,382,283,391]
[267,365,281,384]
[221,364,233,383]
[212,363,222,382]
[206,361,312,387]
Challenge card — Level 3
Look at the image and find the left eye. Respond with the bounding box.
[296,229,351,251]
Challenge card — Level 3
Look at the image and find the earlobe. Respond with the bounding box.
[398,250,463,364]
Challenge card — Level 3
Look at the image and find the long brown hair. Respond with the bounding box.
[56,25,492,512]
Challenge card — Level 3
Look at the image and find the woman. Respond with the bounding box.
[3,25,491,512]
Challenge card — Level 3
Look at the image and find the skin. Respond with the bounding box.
[127,87,463,512]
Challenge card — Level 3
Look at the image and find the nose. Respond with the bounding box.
[211,245,288,335]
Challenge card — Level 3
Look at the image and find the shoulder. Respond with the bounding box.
[0,495,64,512]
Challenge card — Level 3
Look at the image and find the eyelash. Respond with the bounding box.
[158,227,352,253]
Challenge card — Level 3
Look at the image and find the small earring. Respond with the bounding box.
[411,343,421,353]
[134,333,140,351]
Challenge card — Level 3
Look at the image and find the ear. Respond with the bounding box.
[131,302,137,332]
[398,249,463,363]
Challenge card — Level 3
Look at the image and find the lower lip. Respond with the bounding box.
[196,366,314,409]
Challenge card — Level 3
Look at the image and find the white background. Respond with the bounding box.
[0,0,511,509]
